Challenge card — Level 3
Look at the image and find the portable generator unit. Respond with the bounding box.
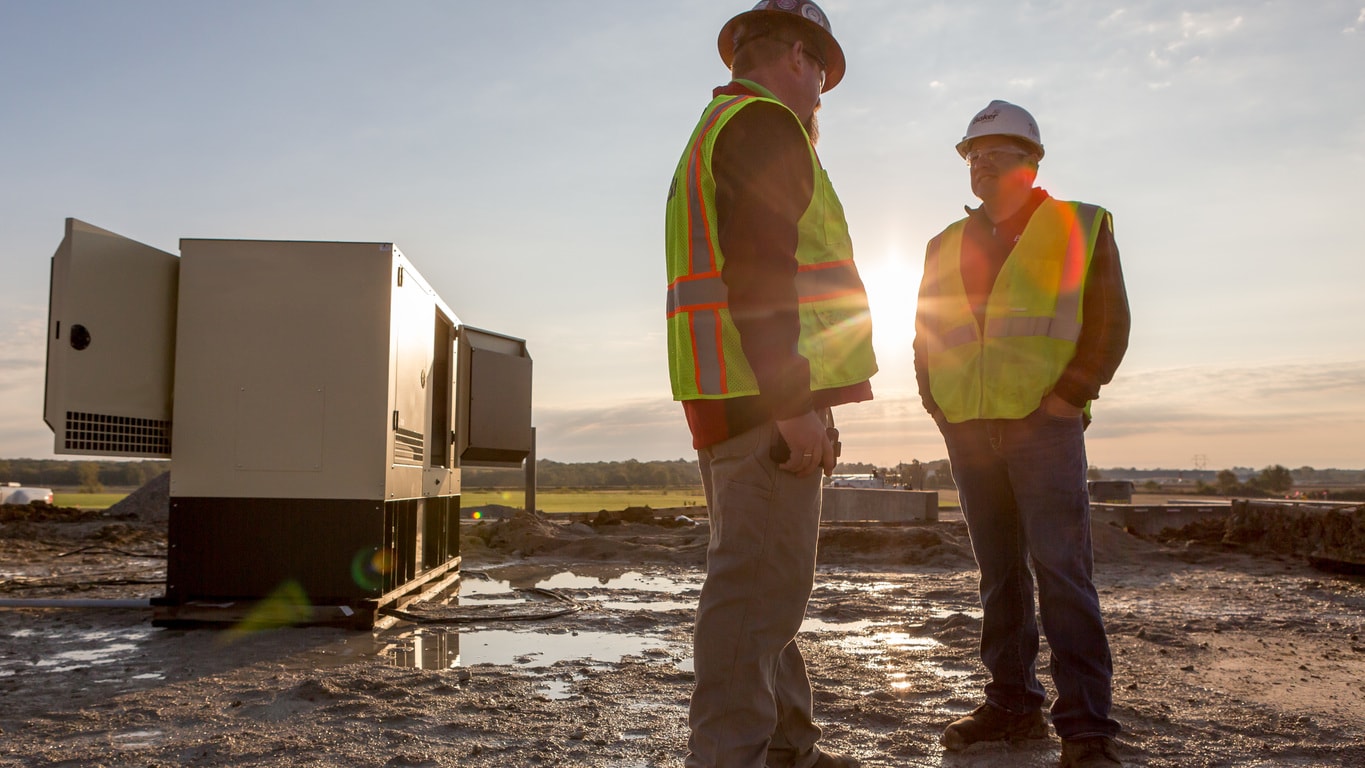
[43,218,532,628]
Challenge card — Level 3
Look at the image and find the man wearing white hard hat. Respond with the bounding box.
[913,100,1130,767]
[664,2,875,767]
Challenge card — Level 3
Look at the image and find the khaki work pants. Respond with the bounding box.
[686,424,825,768]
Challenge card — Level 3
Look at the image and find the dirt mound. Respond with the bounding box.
[105,470,171,523]
[588,506,696,528]
[463,510,709,564]
[817,523,975,567]
[1089,521,1173,564]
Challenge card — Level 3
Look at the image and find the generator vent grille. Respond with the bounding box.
[394,427,424,465]
[64,411,171,456]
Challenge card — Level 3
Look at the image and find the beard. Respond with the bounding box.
[805,112,820,146]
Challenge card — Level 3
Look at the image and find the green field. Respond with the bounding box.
[462,488,707,514]
[53,493,128,509]
[51,488,709,514]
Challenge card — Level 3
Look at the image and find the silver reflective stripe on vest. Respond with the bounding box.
[985,315,1081,342]
[667,260,863,317]
[690,310,723,394]
[667,274,727,317]
[686,97,750,275]
[929,322,980,353]
[795,260,864,299]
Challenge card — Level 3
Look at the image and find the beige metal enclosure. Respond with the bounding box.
[44,219,178,457]
[43,219,533,628]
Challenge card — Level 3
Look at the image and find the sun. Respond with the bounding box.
[859,249,923,362]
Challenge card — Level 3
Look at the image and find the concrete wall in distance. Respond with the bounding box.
[1090,503,1230,538]
[822,488,938,523]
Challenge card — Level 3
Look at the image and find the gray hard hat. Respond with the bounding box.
[717,1,846,92]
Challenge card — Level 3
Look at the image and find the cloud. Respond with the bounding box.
[533,398,694,463]
[0,311,46,359]
[522,358,1365,469]
[0,359,43,372]
[1107,360,1365,414]
[1083,360,1365,469]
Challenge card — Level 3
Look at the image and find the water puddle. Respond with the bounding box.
[111,729,164,749]
[1,626,157,676]
[380,568,692,672]
[5,567,982,699]
[383,627,670,670]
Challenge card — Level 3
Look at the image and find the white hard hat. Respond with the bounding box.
[956,100,1044,159]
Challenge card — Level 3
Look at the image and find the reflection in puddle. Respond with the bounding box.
[383,627,670,670]
[7,627,157,676]
[382,569,690,673]
[801,617,876,633]
[838,631,942,655]
[459,569,702,612]
[111,729,164,749]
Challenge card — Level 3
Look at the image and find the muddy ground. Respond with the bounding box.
[1,501,1364,768]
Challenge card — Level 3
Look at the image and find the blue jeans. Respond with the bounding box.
[939,408,1120,740]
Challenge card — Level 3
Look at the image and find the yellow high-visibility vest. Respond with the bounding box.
[664,92,877,401]
[921,199,1108,422]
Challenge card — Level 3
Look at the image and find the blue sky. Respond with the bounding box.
[2,1,1363,470]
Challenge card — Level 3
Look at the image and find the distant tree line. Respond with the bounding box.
[1087,466,1365,485]
[0,459,169,491]
[1090,464,1365,501]
[465,459,704,489]
[466,458,958,490]
[6,457,1359,497]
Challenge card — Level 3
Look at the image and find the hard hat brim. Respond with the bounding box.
[717,9,846,93]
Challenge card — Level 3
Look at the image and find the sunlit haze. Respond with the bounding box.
[2,1,1363,471]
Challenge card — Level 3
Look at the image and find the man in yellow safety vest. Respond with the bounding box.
[664,3,876,767]
[913,100,1131,768]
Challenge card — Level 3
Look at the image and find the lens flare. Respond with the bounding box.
[223,580,312,638]
[351,547,393,591]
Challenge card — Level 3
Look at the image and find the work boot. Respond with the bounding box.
[766,750,860,768]
[1059,736,1122,767]
[939,702,1049,751]
[810,751,860,768]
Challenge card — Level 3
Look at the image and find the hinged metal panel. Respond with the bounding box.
[44,218,178,457]
[456,326,532,467]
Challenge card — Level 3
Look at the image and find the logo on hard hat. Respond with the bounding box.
[775,0,798,9]
[802,5,824,25]
[972,112,1000,125]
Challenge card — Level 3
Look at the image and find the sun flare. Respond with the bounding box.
[860,250,924,361]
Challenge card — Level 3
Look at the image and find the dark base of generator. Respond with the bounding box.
[152,495,460,630]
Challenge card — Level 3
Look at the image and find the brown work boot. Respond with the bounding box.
[1059,736,1122,767]
[939,702,1049,751]
[767,750,860,768]
[810,751,860,768]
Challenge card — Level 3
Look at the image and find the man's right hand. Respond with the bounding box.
[776,411,835,478]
